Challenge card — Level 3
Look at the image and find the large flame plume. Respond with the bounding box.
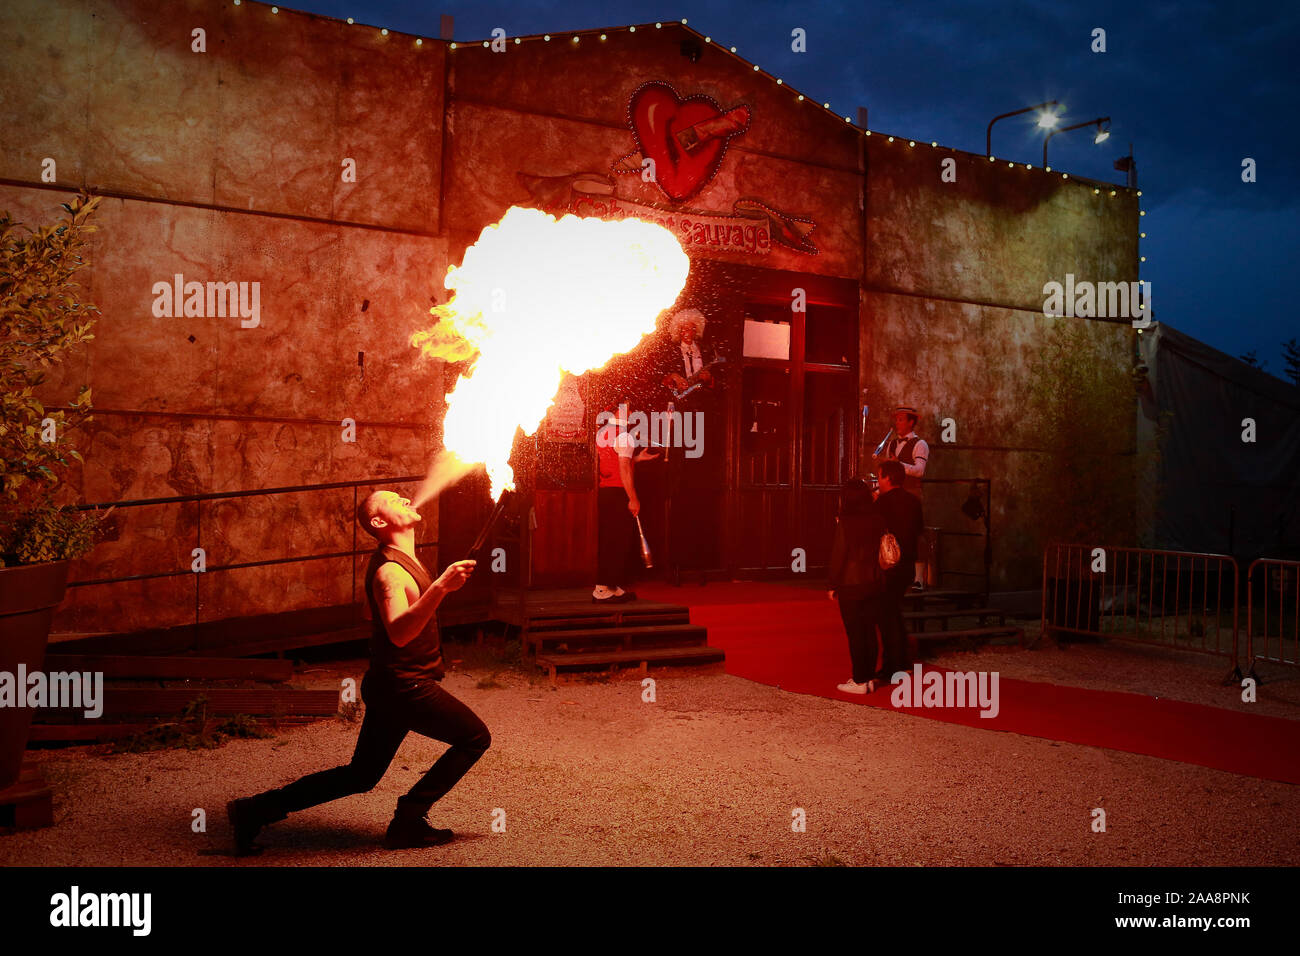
[412,206,690,502]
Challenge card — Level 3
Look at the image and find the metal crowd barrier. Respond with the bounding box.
[1246,558,1300,675]
[1040,543,1240,676]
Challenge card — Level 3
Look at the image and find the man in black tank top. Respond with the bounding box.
[227,490,487,854]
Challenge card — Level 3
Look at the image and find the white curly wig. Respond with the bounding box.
[668,308,707,342]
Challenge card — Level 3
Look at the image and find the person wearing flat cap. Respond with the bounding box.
[876,405,931,590]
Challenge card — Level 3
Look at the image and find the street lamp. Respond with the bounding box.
[986,100,1061,157]
[1043,117,1111,167]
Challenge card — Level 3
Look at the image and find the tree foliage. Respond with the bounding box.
[0,194,108,565]
[1024,319,1140,551]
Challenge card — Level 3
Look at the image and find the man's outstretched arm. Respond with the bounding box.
[374,559,476,647]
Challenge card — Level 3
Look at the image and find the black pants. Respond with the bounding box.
[597,485,635,589]
[836,593,883,684]
[881,565,913,678]
[262,671,490,818]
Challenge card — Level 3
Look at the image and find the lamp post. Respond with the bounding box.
[986,100,1060,157]
[1043,117,1111,167]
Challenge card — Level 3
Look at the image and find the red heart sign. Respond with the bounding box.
[627,82,751,203]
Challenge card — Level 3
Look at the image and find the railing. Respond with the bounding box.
[71,475,431,627]
[1246,558,1300,674]
[923,477,992,600]
[1040,543,1240,675]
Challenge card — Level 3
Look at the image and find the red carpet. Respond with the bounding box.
[638,583,1300,785]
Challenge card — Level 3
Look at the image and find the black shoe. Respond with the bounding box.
[384,815,455,850]
[227,795,285,857]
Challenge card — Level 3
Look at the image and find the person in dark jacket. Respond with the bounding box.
[875,460,924,678]
[828,477,889,693]
[227,490,486,854]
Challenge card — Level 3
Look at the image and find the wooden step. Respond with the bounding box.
[28,716,322,743]
[902,589,984,609]
[44,654,294,682]
[909,625,1025,655]
[32,688,340,722]
[903,607,1006,628]
[528,624,708,653]
[536,644,725,678]
[526,609,691,632]
[192,625,369,659]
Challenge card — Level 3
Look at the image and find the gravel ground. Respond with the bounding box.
[2,635,1297,867]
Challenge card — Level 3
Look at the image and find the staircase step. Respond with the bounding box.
[528,624,707,652]
[526,610,691,633]
[903,607,1006,627]
[536,644,725,675]
[909,625,1024,655]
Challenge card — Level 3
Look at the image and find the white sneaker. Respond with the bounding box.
[837,680,870,694]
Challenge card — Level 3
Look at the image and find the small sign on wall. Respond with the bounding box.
[743,319,791,360]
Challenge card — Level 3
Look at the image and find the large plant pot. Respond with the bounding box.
[0,560,70,789]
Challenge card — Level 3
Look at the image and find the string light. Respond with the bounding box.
[415,38,422,45]
[1136,190,1142,197]
[346,17,353,24]
[233,0,240,5]
[420,22,1110,192]
[381,28,388,35]
[271,5,278,11]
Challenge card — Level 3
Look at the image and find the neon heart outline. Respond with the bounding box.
[617,80,752,204]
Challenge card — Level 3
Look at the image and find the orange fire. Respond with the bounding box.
[412,206,690,501]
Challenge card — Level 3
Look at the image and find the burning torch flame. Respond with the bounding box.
[411,206,689,503]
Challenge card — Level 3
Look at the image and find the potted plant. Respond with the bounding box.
[1,193,108,790]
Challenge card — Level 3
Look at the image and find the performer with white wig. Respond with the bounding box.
[663,307,712,395]
[657,306,725,583]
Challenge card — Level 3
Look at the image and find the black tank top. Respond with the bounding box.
[364,546,444,681]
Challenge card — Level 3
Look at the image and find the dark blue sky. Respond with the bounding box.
[292,0,1299,378]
